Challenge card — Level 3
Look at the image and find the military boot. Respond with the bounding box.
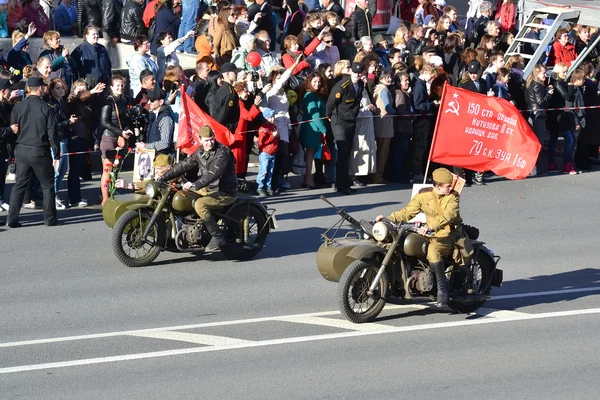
[430,261,449,307]
[203,215,224,253]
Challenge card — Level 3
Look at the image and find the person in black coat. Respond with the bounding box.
[102,0,122,46]
[326,62,365,195]
[459,60,488,94]
[120,0,147,43]
[77,0,102,37]
[350,0,372,41]
[0,79,16,214]
[7,77,59,228]
[214,63,240,134]
[525,64,553,175]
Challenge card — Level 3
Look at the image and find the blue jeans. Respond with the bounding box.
[177,0,200,53]
[51,140,69,195]
[257,152,275,190]
[548,130,576,163]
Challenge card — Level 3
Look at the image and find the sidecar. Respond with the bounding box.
[102,194,150,228]
[316,238,387,282]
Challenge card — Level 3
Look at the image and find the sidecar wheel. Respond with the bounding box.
[220,205,269,261]
[448,250,494,314]
[112,210,164,267]
[338,260,388,324]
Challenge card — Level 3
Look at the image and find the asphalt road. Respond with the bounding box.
[1,165,600,399]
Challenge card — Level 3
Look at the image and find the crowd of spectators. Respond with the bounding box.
[1,0,600,214]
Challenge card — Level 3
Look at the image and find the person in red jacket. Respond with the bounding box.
[547,28,577,67]
[495,0,516,33]
[232,81,263,178]
[281,26,329,75]
[256,108,279,196]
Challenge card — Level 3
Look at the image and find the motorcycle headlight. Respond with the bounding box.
[145,182,158,199]
[372,222,389,242]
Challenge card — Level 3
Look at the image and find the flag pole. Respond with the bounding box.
[423,82,448,184]
[176,149,180,164]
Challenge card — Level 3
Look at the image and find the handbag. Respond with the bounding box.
[321,135,332,162]
[386,1,402,35]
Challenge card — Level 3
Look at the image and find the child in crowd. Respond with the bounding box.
[256,108,279,196]
[493,67,512,101]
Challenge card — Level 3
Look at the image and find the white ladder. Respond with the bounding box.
[504,7,580,78]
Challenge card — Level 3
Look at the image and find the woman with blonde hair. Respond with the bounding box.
[393,25,410,52]
[525,64,553,175]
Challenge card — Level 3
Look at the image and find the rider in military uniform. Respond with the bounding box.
[325,62,364,195]
[157,126,237,252]
[376,168,462,306]
[459,60,488,94]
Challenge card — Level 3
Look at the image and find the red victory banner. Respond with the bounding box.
[430,84,541,180]
[177,87,234,155]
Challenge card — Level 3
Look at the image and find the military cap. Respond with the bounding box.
[351,62,364,74]
[199,125,215,138]
[468,60,482,74]
[432,168,454,185]
[154,154,172,167]
[26,76,47,87]
[422,45,437,54]
[220,62,241,74]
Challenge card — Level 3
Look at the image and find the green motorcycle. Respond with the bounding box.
[104,181,276,267]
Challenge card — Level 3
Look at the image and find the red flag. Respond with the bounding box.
[177,87,235,155]
[430,84,541,180]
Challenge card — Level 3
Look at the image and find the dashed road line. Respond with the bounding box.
[2,307,600,374]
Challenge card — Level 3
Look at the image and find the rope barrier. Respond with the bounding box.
[56,104,600,156]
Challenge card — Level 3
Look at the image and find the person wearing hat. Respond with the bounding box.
[325,61,365,195]
[460,60,487,94]
[6,77,60,228]
[136,88,175,155]
[376,167,463,306]
[117,154,173,192]
[214,62,241,135]
[156,125,237,252]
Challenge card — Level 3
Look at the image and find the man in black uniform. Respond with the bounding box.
[156,126,237,252]
[326,62,364,195]
[214,63,240,135]
[7,77,58,227]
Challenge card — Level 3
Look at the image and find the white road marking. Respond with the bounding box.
[0,286,598,349]
[125,331,253,346]
[272,316,394,331]
[2,307,599,374]
[476,308,529,319]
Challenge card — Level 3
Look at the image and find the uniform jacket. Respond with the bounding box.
[162,141,238,196]
[71,41,112,85]
[120,0,146,41]
[214,82,240,130]
[350,5,372,40]
[459,77,488,94]
[388,187,462,238]
[10,95,58,159]
[102,0,122,40]
[213,22,238,65]
[78,0,102,36]
[326,76,363,125]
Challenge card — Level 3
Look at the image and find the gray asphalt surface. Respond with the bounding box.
[1,162,600,398]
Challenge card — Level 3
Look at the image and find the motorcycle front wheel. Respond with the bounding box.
[448,250,494,313]
[338,260,389,324]
[112,209,164,267]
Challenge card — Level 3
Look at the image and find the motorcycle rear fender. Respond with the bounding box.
[476,244,503,289]
[225,198,275,231]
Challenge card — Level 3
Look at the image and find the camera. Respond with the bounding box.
[126,103,148,139]
[250,71,259,82]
